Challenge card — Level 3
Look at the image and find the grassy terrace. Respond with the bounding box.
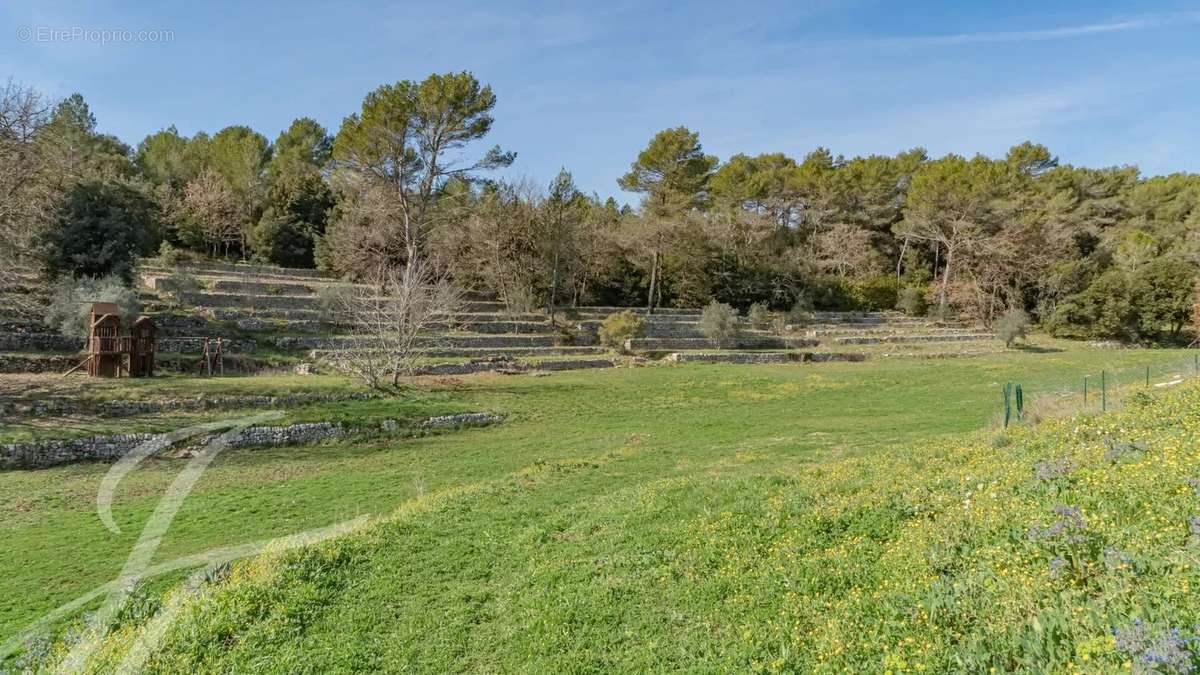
[1,344,1197,670]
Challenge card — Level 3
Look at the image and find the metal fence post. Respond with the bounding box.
[1101,370,1107,412]
[1003,383,1012,427]
[1083,376,1088,406]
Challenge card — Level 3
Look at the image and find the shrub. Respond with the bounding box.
[700,301,740,349]
[770,313,789,335]
[155,241,180,266]
[44,275,141,337]
[897,285,927,316]
[807,276,857,311]
[995,308,1031,347]
[167,269,200,292]
[598,311,644,353]
[788,294,814,325]
[317,284,350,323]
[852,275,900,311]
[747,302,770,326]
[504,285,536,316]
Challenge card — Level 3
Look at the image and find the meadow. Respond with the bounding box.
[2,344,1199,671]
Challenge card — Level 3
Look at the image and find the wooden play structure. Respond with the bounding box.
[197,337,224,376]
[64,303,158,378]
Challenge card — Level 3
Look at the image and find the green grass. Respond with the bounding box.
[2,344,1198,670]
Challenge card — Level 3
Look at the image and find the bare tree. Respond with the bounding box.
[0,80,56,317]
[321,183,407,278]
[816,223,877,278]
[327,261,461,390]
[178,169,245,257]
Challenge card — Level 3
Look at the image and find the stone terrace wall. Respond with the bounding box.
[666,352,799,364]
[0,391,380,418]
[414,358,614,376]
[1,412,504,470]
[666,351,868,364]
[0,354,77,373]
[0,333,84,352]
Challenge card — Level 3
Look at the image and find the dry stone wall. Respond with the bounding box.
[1,391,381,418]
[1,411,504,470]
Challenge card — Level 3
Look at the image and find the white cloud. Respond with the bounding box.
[846,11,1200,48]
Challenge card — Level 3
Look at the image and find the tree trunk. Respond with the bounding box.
[547,249,560,322]
[895,236,909,282]
[939,245,954,315]
[647,249,659,315]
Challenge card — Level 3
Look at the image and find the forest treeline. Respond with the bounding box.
[2,72,1198,343]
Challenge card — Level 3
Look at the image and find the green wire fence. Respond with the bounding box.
[1004,352,1200,425]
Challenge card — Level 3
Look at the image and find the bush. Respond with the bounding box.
[317,284,350,323]
[166,269,200,293]
[155,241,180,266]
[504,285,536,316]
[770,313,789,335]
[747,302,770,326]
[1046,270,1139,341]
[787,294,814,325]
[44,275,141,337]
[807,276,857,311]
[852,275,900,311]
[598,311,644,353]
[897,285,927,316]
[995,308,1031,347]
[700,301,740,349]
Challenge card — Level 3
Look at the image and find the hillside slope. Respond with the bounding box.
[44,382,1200,673]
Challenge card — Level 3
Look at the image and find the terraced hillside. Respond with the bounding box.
[0,261,998,374]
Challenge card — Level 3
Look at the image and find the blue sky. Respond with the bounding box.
[3,0,1199,201]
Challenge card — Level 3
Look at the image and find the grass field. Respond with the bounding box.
[2,343,1199,671]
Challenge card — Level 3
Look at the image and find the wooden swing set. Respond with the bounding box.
[62,303,226,378]
[63,303,159,378]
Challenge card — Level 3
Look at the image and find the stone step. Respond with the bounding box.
[140,262,328,281]
[142,275,322,297]
[627,336,820,351]
[210,279,317,295]
[665,351,868,364]
[568,306,703,318]
[799,325,974,338]
[807,311,915,321]
[278,333,562,350]
[178,292,318,311]
[414,357,615,376]
[176,292,517,315]
[309,345,606,359]
[227,316,555,336]
[577,319,788,339]
[833,333,995,345]
[203,307,549,323]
